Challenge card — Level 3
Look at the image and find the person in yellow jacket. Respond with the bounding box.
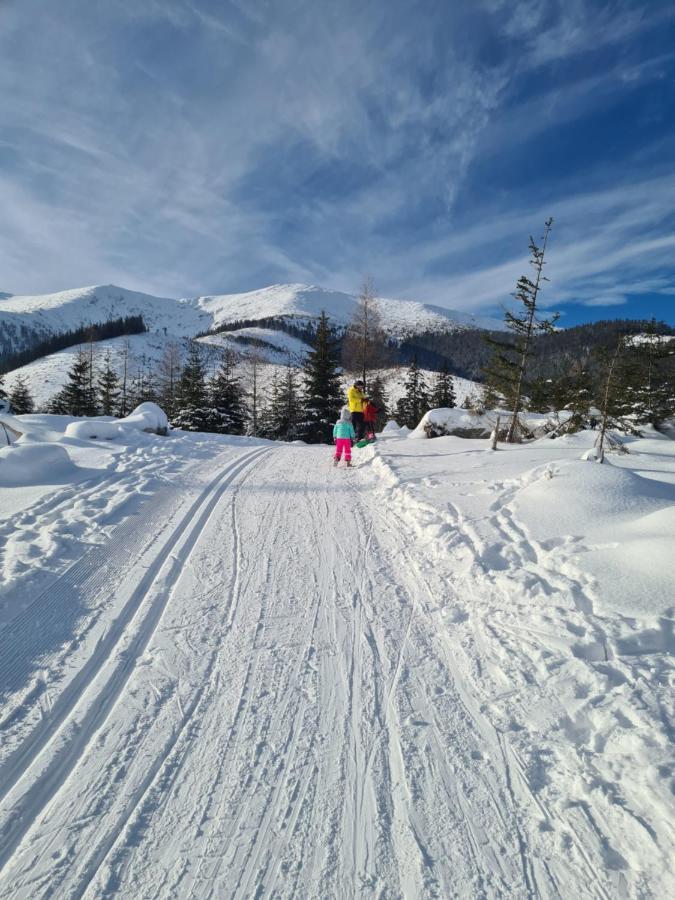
[347,380,367,441]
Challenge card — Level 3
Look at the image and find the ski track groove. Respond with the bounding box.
[1,441,656,898]
[0,447,269,881]
[63,448,272,899]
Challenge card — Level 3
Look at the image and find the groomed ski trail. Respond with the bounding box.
[0,442,639,898]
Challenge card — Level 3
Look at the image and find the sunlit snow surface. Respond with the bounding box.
[0,417,672,898]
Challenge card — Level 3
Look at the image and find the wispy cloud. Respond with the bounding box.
[0,0,674,324]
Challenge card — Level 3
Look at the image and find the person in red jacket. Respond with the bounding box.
[363,400,378,441]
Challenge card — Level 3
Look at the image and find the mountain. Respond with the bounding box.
[0,282,502,360]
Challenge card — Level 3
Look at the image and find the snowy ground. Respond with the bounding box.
[0,418,673,898]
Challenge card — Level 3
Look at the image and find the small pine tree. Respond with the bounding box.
[97,351,121,416]
[244,347,264,437]
[431,362,456,409]
[484,218,558,441]
[268,358,302,441]
[396,358,430,428]
[526,377,554,413]
[48,349,97,416]
[172,343,212,432]
[302,311,343,443]
[8,375,35,414]
[130,358,159,407]
[560,366,592,432]
[209,348,246,435]
[592,338,636,461]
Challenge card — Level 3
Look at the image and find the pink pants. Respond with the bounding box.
[334,438,351,461]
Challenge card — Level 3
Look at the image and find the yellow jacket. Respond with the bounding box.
[347,385,366,413]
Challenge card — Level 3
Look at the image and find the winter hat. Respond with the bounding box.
[340,406,352,422]
[354,380,364,387]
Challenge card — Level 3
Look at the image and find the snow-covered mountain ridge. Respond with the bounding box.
[0,282,502,355]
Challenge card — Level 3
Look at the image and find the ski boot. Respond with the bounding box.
[346,460,353,467]
[333,458,339,467]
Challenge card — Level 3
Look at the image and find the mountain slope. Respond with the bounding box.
[0,282,502,359]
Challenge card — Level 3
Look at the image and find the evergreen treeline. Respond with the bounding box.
[200,316,321,347]
[0,316,146,375]
[399,318,675,381]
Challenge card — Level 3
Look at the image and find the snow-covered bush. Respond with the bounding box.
[119,402,169,435]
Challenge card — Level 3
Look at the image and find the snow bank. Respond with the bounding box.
[119,402,169,435]
[0,443,80,486]
[65,419,121,440]
[514,458,675,617]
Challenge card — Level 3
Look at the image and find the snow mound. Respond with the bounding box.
[382,420,402,433]
[120,402,169,434]
[0,443,79,486]
[516,459,674,534]
[65,419,121,440]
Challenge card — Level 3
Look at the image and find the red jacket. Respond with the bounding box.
[363,402,377,424]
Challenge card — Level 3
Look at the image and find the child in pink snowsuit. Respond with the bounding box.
[333,406,356,466]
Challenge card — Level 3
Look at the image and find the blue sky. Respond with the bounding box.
[1,0,675,326]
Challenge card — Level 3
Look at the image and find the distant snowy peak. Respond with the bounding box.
[0,284,208,344]
[194,283,502,336]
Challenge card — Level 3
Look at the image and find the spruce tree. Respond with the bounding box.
[8,375,35,414]
[268,358,302,441]
[97,351,121,416]
[395,357,430,428]
[302,311,343,443]
[129,358,159,407]
[48,349,97,416]
[560,365,592,432]
[259,370,280,439]
[483,218,558,441]
[431,361,456,409]
[526,377,554,413]
[244,347,264,437]
[209,348,246,435]
[625,323,675,426]
[172,343,212,432]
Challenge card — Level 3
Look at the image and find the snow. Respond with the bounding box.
[0,443,82,487]
[64,419,122,440]
[0,419,673,897]
[119,402,169,434]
